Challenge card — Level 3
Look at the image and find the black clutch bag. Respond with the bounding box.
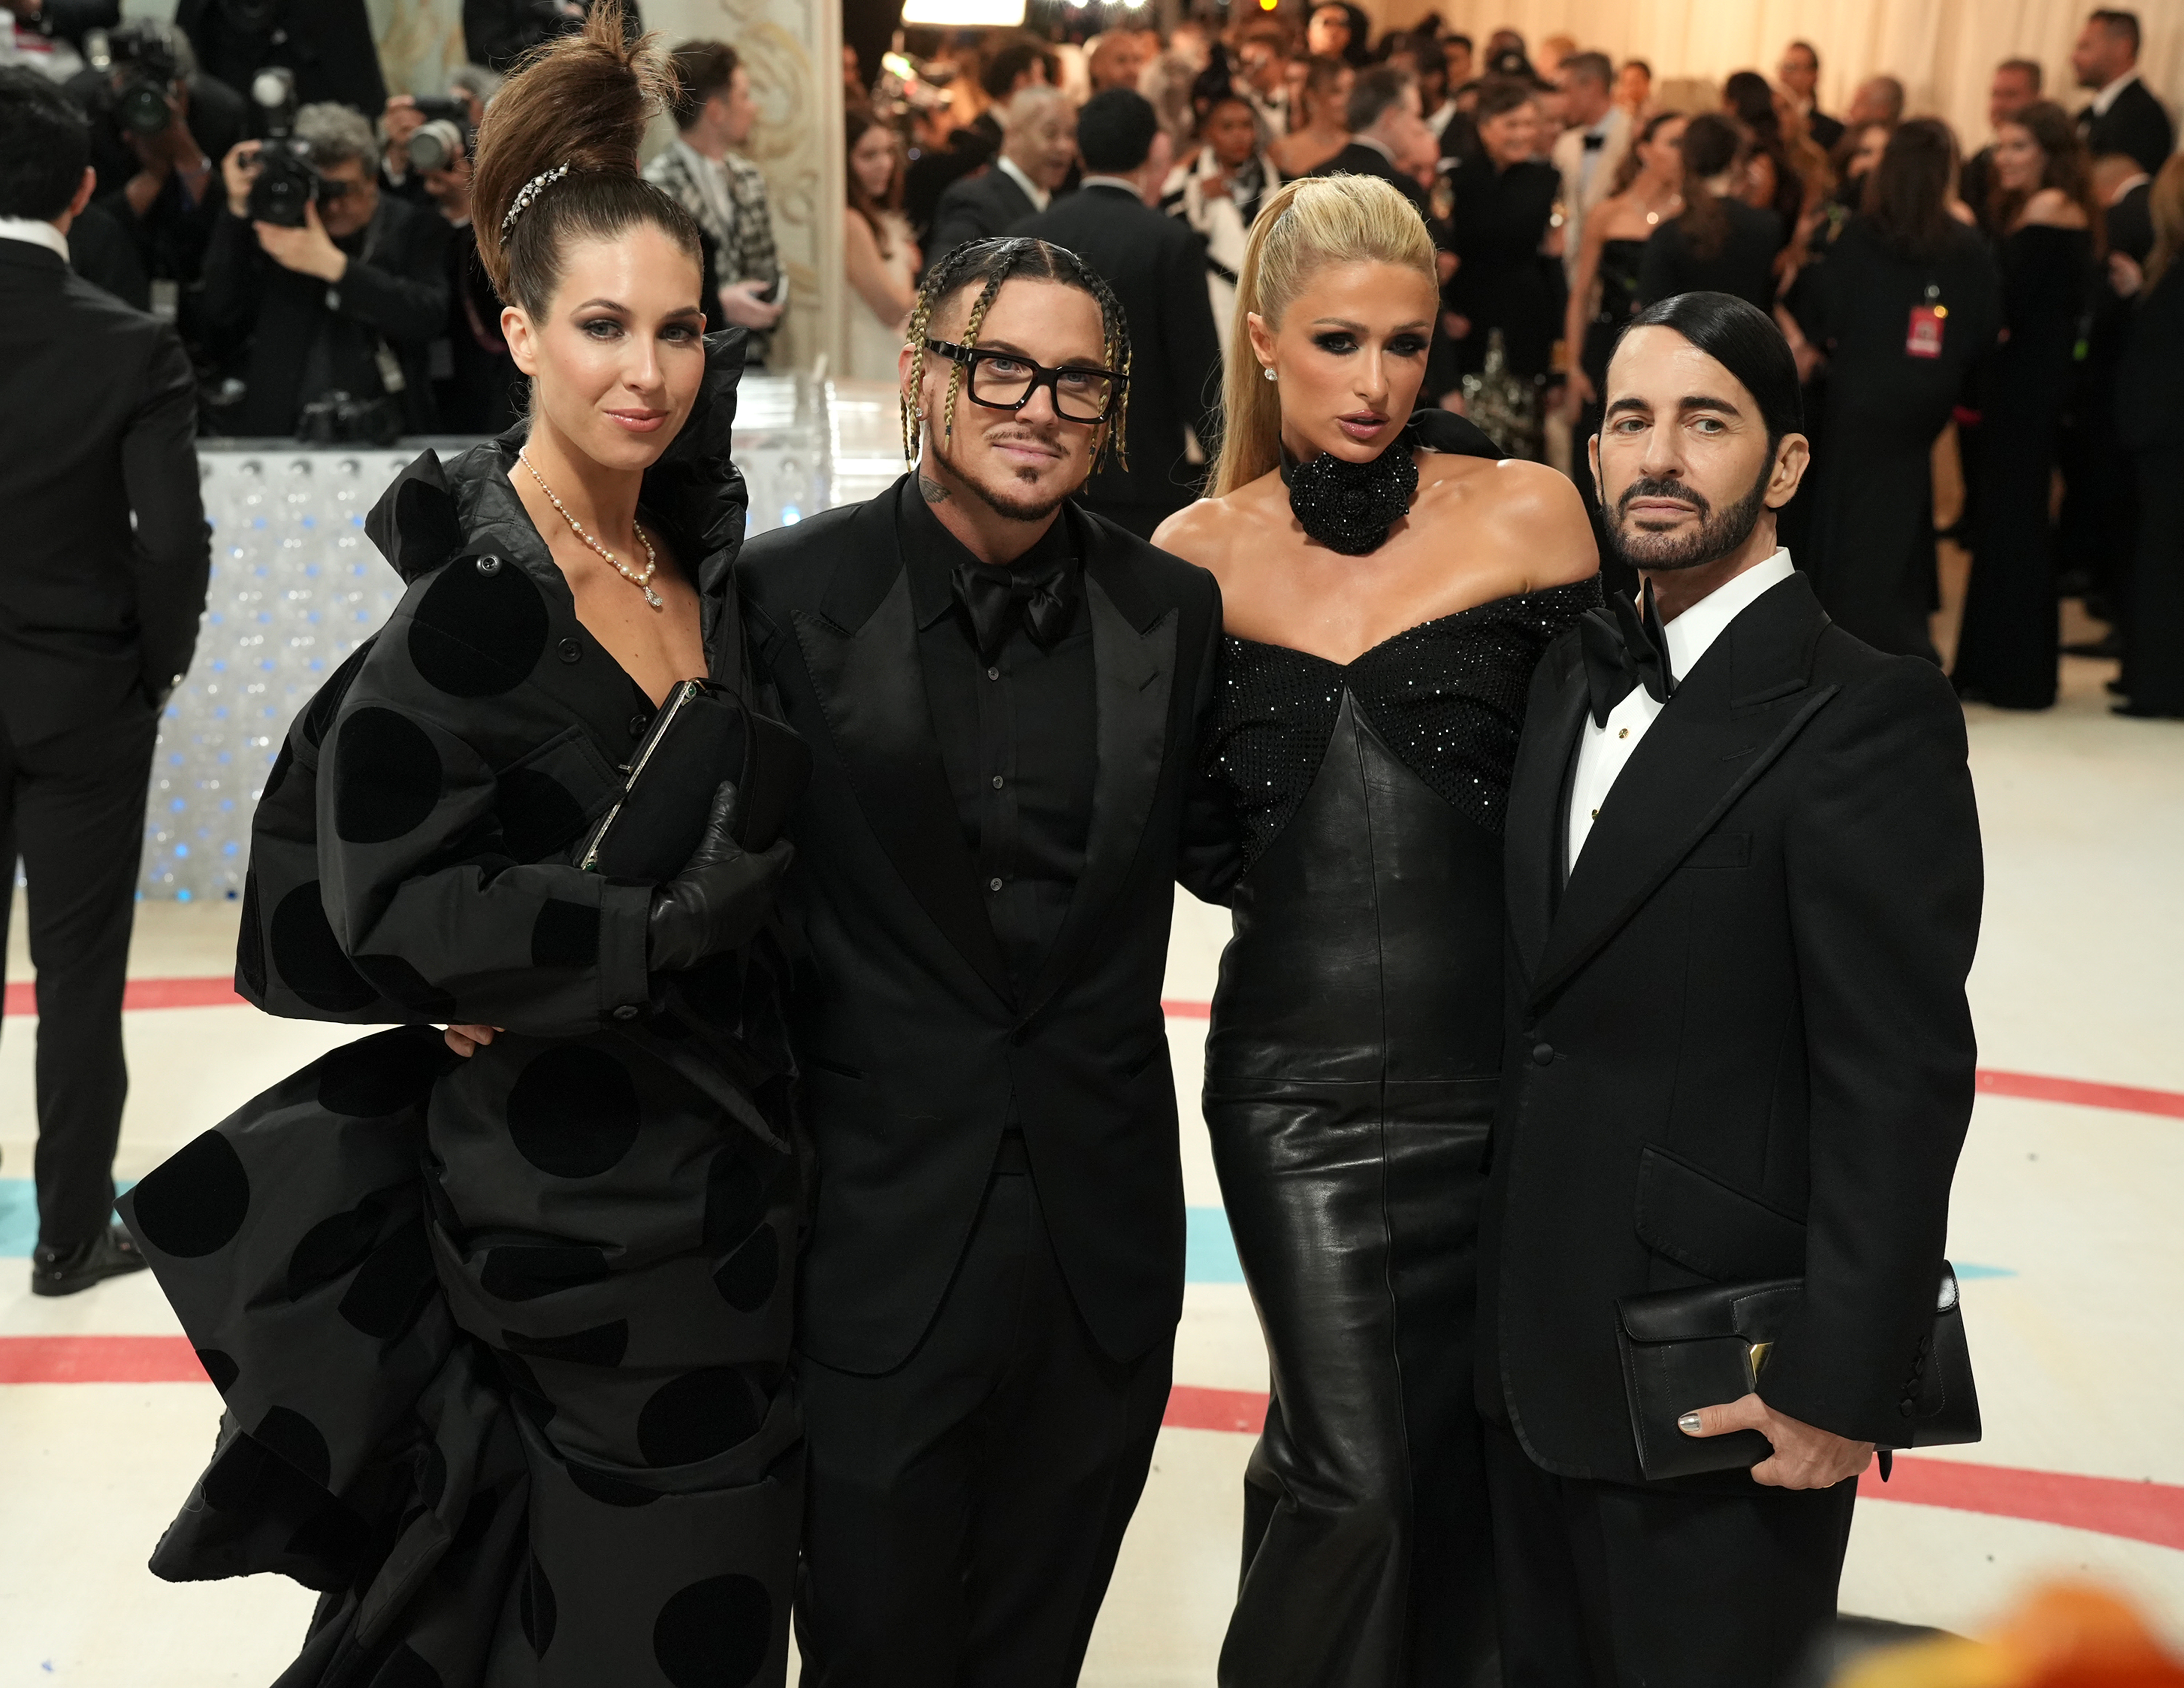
[1615,1265,1981,1481]
[577,679,809,879]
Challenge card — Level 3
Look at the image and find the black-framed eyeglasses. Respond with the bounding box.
[924,338,1126,424]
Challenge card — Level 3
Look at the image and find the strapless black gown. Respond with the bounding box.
[1202,582,1597,1688]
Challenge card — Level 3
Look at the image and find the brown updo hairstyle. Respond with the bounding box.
[469,0,703,316]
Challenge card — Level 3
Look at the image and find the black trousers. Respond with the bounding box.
[1483,1422,1856,1688]
[0,701,158,1251]
[2122,446,2184,714]
[794,1155,1174,1687]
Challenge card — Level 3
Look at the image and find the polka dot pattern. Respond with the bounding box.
[333,707,443,845]
[507,1046,642,1180]
[653,1575,772,1688]
[495,767,589,861]
[254,1405,332,1489]
[406,553,548,698]
[316,1028,450,1119]
[637,1368,762,1467]
[502,1320,629,1367]
[268,882,379,1015]
[714,1227,779,1314]
[337,1220,437,1340]
[131,1131,251,1259]
[530,899,600,969]
[480,1243,610,1302]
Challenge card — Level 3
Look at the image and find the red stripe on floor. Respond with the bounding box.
[0,1335,210,1384]
[1159,1382,2184,1551]
[2,977,244,1015]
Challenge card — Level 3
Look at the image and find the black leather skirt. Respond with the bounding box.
[1205,693,1503,1688]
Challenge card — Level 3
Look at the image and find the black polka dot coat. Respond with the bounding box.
[118,332,808,1688]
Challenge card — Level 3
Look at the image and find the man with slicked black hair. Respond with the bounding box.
[1480,290,1983,1683]
[0,65,209,1296]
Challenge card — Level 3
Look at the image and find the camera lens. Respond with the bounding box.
[116,78,171,137]
[408,121,460,174]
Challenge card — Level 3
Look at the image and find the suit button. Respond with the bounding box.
[1899,1399,1917,1417]
[475,555,501,576]
[612,1003,640,1021]
[1531,1042,1555,1067]
[558,637,581,664]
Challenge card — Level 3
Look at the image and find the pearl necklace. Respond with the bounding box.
[517,447,662,611]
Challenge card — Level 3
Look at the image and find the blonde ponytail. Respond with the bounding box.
[1209,174,1437,497]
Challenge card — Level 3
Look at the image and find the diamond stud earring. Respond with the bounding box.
[1262,367,1277,382]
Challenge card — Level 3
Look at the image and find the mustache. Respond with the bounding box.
[1617,477,1710,519]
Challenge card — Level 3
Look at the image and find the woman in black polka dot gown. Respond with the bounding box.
[116,12,808,1687]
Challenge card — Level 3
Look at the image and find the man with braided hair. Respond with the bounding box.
[740,235,1238,1685]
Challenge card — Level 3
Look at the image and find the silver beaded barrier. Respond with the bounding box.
[136,375,895,902]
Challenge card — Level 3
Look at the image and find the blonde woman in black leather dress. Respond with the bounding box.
[1154,174,1597,1685]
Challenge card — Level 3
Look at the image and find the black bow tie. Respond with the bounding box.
[1578,585,1677,727]
[1583,131,1608,151]
[951,554,1076,662]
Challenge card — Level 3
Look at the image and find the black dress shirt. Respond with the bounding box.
[899,482,1097,1000]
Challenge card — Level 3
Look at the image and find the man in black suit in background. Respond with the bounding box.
[741,236,1231,1686]
[927,84,1076,262]
[2074,8,2174,177]
[1012,90,1221,538]
[0,71,209,1295]
[1778,40,1843,151]
[1314,63,1434,218]
[1480,292,1982,1684]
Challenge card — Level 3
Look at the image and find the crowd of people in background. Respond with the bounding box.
[844,6,2184,718]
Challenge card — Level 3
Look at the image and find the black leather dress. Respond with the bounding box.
[1203,581,1596,1688]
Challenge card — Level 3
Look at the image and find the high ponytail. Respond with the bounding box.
[1209,174,1435,497]
[470,0,700,313]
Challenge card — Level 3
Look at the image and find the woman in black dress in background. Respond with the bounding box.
[119,12,810,1682]
[1155,175,1597,1687]
[2114,155,2184,718]
[1788,119,2001,660]
[1638,112,1785,314]
[1954,101,2098,710]
[1562,109,1685,563]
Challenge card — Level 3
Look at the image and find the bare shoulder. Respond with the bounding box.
[1150,495,1230,564]
[2020,187,2090,229]
[1417,455,1598,589]
[1151,471,1285,583]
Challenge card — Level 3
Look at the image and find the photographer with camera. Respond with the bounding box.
[398,108,519,433]
[202,100,448,438]
[68,23,244,315]
[173,0,381,126]
[644,40,781,362]
[378,65,498,204]
[0,70,210,1295]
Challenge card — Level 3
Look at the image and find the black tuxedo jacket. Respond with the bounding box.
[740,481,1231,1375]
[927,166,1041,265]
[2080,78,2175,178]
[0,241,207,745]
[1010,184,1223,522]
[1314,141,1432,220]
[1478,573,1982,1484]
[1808,109,1845,152]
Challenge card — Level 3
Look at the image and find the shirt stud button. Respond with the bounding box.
[1590,807,1600,819]
[989,877,1003,892]
[986,666,1001,681]
[991,774,1005,789]
[1618,727,1629,738]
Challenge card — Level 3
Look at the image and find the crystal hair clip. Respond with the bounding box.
[501,162,571,235]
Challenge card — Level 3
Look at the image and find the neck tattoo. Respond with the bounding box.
[918,473,951,504]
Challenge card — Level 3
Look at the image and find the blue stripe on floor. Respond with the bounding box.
[0,1179,133,1258]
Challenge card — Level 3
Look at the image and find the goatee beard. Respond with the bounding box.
[932,430,1072,525]
[1606,460,1772,573]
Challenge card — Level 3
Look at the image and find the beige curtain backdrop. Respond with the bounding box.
[1355,0,2184,153]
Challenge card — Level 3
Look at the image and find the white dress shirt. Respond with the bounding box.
[0,216,71,262]
[1565,549,1796,877]
[997,155,1052,215]
[2091,68,2143,117]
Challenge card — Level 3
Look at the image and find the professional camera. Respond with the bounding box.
[410,96,468,125]
[296,391,401,447]
[86,23,182,139]
[407,118,470,174]
[243,68,341,229]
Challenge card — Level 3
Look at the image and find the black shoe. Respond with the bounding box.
[2113,699,2184,719]
[31,1223,150,1297]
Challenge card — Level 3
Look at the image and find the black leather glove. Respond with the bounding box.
[645,782,795,973]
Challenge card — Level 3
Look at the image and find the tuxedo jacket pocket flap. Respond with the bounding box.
[1681,829,1751,869]
[1635,1145,1806,1281]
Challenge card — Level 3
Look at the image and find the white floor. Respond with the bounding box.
[3,651,2182,1684]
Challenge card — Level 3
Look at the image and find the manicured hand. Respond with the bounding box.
[1679,1393,1875,1490]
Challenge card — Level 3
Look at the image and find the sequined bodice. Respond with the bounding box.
[1207,582,1600,872]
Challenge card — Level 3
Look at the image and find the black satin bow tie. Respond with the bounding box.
[951,555,1076,662]
[1582,131,1608,151]
[1578,585,1677,727]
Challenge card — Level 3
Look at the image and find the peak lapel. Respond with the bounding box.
[1018,536,1178,1022]
[790,497,1014,1004]
[1505,638,1589,989]
[1527,575,1837,1012]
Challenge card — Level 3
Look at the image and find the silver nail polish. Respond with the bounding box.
[1677,1412,1703,1434]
